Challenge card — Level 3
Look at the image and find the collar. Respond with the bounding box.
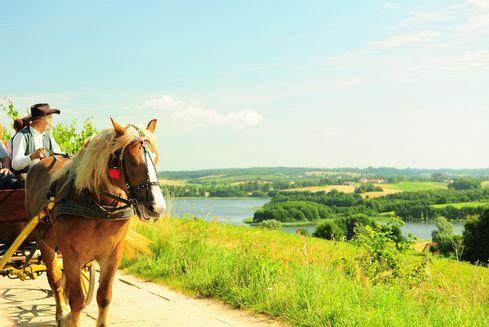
[29,126,45,136]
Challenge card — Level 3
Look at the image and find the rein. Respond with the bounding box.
[97,125,159,220]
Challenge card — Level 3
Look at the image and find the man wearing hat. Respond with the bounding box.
[11,103,62,178]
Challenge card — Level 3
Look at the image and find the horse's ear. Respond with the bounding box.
[110,117,125,136]
[146,119,157,134]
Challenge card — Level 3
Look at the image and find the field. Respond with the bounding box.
[431,201,489,209]
[284,181,448,198]
[384,182,448,192]
[123,218,489,326]
[159,178,187,186]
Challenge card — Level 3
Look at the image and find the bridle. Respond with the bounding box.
[99,125,160,220]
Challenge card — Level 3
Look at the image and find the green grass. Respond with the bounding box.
[431,201,489,209]
[122,218,489,326]
[385,182,448,192]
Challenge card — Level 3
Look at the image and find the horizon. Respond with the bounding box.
[1,0,489,170]
[158,165,489,172]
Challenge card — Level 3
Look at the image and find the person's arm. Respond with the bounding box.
[50,134,63,154]
[0,143,12,175]
[11,133,32,171]
[0,157,13,175]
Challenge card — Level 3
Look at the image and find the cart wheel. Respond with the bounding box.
[81,263,96,306]
[62,262,97,306]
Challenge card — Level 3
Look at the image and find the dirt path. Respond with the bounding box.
[0,271,282,326]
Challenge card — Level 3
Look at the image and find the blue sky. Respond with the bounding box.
[1,0,488,170]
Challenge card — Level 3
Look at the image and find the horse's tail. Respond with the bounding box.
[124,228,152,259]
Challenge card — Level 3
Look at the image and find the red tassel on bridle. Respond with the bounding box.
[109,168,121,180]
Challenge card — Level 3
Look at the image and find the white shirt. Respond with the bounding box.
[11,126,62,171]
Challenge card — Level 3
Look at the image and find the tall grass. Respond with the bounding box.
[122,218,489,326]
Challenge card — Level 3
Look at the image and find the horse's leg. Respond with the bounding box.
[58,254,84,327]
[38,238,68,322]
[96,242,124,327]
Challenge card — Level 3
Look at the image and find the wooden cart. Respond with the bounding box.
[0,188,96,305]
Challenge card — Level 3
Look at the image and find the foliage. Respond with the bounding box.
[431,217,457,257]
[122,218,489,326]
[334,214,377,240]
[313,221,344,240]
[462,212,489,264]
[273,188,489,221]
[52,118,97,154]
[354,183,383,194]
[448,177,481,190]
[350,218,422,283]
[260,219,283,231]
[1,99,20,141]
[1,99,97,154]
[253,201,333,223]
[295,228,309,236]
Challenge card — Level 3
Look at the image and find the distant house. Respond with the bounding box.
[359,178,385,184]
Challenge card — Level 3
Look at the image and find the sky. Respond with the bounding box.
[1,0,488,170]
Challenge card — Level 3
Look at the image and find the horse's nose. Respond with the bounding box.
[149,202,164,216]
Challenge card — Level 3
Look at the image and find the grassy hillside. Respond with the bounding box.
[122,219,489,326]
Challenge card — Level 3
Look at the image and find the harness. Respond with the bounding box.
[50,125,160,221]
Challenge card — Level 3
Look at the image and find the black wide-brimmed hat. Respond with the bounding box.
[26,103,61,121]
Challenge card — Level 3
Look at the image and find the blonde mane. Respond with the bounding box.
[52,124,156,195]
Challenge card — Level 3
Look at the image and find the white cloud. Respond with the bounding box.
[396,11,451,27]
[384,2,397,9]
[468,0,489,9]
[144,95,263,129]
[369,30,440,50]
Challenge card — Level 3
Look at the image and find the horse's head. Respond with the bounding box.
[110,118,166,221]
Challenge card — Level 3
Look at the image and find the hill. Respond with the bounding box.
[123,218,489,326]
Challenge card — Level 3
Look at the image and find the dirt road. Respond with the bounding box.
[0,271,282,326]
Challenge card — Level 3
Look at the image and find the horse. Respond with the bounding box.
[25,118,166,326]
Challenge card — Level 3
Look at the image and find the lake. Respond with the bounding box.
[171,197,464,240]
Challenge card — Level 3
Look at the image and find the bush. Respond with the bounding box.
[354,183,383,194]
[335,214,376,240]
[431,217,456,257]
[295,228,309,236]
[462,212,489,264]
[260,219,283,231]
[313,221,344,240]
[350,219,423,284]
[448,177,481,190]
[253,201,333,223]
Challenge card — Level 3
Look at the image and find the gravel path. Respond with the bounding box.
[0,270,282,327]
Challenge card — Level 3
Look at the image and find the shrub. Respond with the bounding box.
[448,177,481,190]
[313,221,344,240]
[296,228,309,236]
[431,217,456,256]
[260,219,283,231]
[462,212,489,264]
[253,201,333,223]
[335,214,376,240]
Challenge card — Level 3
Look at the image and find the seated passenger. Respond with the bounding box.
[11,104,62,179]
[0,141,19,190]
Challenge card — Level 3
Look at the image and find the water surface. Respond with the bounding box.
[172,197,464,240]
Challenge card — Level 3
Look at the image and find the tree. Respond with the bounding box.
[448,177,481,190]
[313,221,344,240]
[431,217,456,256]
[1,99,97,154]
[462,212,489,264]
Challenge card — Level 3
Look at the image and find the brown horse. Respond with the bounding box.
[25,118,166,326]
